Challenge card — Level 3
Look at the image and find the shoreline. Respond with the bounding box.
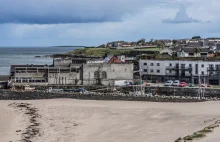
[9,103,41,142]
[1,99,220,142]
[0,90,206,102]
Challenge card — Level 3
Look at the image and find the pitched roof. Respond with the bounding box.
[180,47,214,53]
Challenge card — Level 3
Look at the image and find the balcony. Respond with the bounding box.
[209,72,220,77]
[166,66,192,71]
[166,73,177,76]
[207,67,220,71]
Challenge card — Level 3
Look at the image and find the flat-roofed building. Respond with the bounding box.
[140,59,220,85]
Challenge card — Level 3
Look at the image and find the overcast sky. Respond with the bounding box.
[0,0,218,46]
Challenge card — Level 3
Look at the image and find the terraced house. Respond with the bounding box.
[140,59,220,85]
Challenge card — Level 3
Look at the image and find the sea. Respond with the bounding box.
[0,47,79,75]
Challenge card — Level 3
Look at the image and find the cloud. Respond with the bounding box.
[0,0,219,47]
[162,6,203,23]
[0,0,186,24]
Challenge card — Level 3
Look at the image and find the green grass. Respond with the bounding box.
[183,133,206,141]
[135,47,161,51]
[70,47,160,57]
[198,129,213,133]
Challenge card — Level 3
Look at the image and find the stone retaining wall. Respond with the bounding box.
[0,90,204,102]
[120,87,220,98]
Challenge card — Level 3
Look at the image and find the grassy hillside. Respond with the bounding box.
[70,47,160,57]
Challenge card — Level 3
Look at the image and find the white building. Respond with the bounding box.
[83,63,133,86]
[139,59,220,85]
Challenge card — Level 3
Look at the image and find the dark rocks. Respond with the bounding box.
[1,90,207,102]
[9,103,41,142]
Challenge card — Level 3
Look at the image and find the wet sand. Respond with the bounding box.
[1,99,220,142]
[0,103,26,142]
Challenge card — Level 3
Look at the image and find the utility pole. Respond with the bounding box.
[88,72,90,91]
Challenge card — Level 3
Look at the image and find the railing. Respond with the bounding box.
[207,67,220,71]
[166,66,192,71]
[209,73,220,77]
[166,73,177,76]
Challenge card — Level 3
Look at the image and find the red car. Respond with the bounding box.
[179,82,187,87]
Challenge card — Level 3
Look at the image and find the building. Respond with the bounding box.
[176,47,215,58]
[10,64,82,86]
[83,63,134,86]
[10,57,133,86]
[140,59,220,85]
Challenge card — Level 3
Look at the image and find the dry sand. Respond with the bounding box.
[1,99,220,142]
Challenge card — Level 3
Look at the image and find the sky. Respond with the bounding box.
[0,0,219,46]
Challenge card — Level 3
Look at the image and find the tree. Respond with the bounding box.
[137,38,146,45]
[172,40,178,45]
[194,47,201,57]
[192,36,201,39]
[149,39,154,43]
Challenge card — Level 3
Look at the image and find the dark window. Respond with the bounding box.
[169,63,172,67]
[94,71,99,79]
[181,64,185,69]
[201,71,204,75]
[144,63,147,66]
[150,69,154,73]
[102,71,107,79]
[189,64,192,68]
[195,64,198,74]
[201,64,204,68]
[157,63,160,66]
[150,63,154,66]
[144,69,148,72]
[200,53,208,56]
[189,53,194,56]
[157,70,160,73]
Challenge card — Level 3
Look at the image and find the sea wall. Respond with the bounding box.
[0,90,205,102]
[119,87,220,98]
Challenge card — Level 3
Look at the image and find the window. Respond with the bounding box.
[150,63,154,66]
[169,63,172,67]
[144,63,147,66]
[94,71,99,79]
[195,64,198,74]
[201,71,204,75]
[157,63,160,66]
[157,70,160,73]
[201,64,204,68]
[189,53,194,56]
[150,69,154,73]
[102,71,107,79]
[189,64,192,68]
[189,70,192,74]
[144,69,148,72]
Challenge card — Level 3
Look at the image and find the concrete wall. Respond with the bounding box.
[83,63,133,86]
[48,72,80,85]
[54,59,72,67]
[14,73,45,78]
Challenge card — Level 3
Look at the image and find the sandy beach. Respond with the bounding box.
[1,99,220,142]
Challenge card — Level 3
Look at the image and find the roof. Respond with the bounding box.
[170,46,182,52]
[179,47,214,53]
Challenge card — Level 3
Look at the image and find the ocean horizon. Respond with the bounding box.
[0,47,80,75]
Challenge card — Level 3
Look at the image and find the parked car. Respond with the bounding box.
[23,85,35,91]
[179,82,187,87]
[173,80,180,86]
[164,80,173,86]
[189,83,195,87]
